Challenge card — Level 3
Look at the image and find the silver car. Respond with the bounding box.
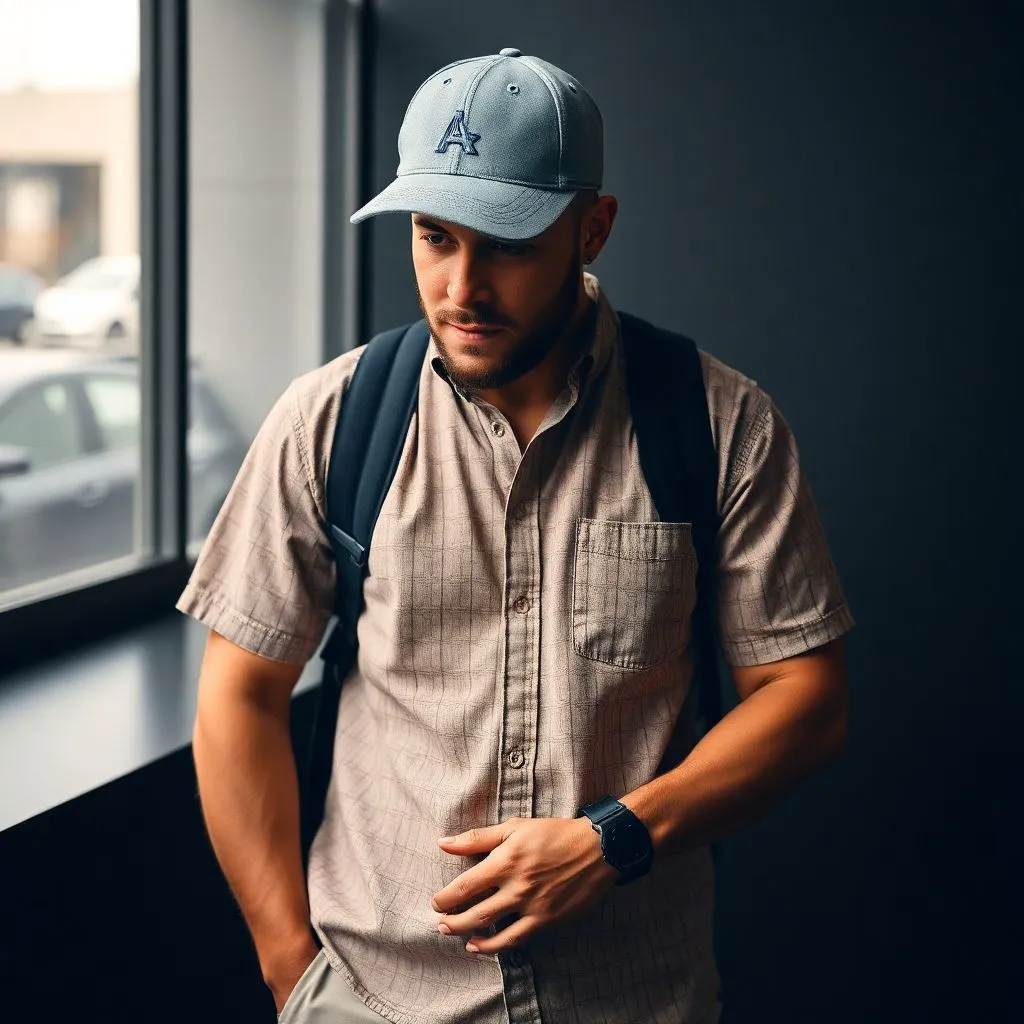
[0,349,248,593]
[31,255,141,351]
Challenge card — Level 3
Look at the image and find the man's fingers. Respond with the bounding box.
[465,914,535,955]
[437,891,518,937]
[432,860,502,914]
[438,821,514,855]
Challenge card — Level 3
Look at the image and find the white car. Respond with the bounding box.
[31,254,140,351]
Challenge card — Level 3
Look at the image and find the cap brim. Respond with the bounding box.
[350,174,577,241]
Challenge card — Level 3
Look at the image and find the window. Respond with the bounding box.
[0,0,347,670]
[0,0,144,606]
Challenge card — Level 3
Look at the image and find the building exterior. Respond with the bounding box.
[0,86,137,283]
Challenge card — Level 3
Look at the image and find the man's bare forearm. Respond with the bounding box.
[622,644,848,859]
[192,636,315,981]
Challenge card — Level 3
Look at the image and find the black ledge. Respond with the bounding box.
[0,611,322,834]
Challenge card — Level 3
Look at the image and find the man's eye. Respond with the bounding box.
[421,233,448,246]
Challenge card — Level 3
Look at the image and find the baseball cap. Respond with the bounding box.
[350,47,603,240]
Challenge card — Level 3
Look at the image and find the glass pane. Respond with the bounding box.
[187,0,325,551]
[0,0,141,597]
[82,374,141,451]
[0,382,82,468]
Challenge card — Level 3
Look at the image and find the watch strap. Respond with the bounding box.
[579,794,622,828]
[578,795,653,885]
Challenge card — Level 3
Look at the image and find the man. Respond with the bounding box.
[180,48,854,1024]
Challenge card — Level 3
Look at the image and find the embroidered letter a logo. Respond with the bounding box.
[435,110,481,155]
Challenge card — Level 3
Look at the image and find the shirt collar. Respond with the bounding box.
[568,272,617,399]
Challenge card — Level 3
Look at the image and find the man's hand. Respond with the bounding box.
[432,816,618,954]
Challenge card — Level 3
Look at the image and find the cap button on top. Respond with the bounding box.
[499,47,522,57]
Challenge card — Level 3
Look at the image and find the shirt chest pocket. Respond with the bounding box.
[572,518,698,671]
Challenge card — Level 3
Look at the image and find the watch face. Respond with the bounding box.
[606,819,650,865]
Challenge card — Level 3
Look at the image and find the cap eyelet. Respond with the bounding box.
[568,82,578,93]
[443,77,452,85]
[507,83,520,94]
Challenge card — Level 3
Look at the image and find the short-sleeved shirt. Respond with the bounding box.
[178,274,854,1024]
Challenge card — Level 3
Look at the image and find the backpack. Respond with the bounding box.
[300,312,725,861]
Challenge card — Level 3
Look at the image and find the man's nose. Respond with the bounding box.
[446,250,493,311]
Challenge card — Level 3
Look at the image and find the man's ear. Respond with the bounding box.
[582,194,618,263]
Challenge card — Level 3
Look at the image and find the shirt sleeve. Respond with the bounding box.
[176,380,337,664]
[714,390,855,667]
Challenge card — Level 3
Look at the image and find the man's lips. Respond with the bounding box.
[445,322,506,341]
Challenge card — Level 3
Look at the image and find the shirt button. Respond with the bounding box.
[512,595,530,614]
[507,950,524,968]
[507,749,525,769]
[490,421,506,437]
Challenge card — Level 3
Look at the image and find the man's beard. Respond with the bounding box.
[418,246,583,392]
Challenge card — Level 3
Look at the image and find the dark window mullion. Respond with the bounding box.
[140,0,189,560]
[324,0,372,360]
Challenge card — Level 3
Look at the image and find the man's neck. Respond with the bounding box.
[477,294,597,450]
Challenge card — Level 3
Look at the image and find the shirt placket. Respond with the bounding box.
[471,406,538,1023]
[475,391,581,1024]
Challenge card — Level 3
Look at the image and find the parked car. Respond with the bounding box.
[31,254,140,351]
[0,263,44,344]
[0,348,249,593]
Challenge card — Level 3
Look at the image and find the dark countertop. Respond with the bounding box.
[0,612,322,833]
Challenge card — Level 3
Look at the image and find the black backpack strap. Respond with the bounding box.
[618,311,725,733]
[301,319,430,862]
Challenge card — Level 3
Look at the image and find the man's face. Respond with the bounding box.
[412,207,585,392]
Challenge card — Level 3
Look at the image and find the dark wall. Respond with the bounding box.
[366,1,1020,1020]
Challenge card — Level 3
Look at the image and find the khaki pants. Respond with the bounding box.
[277,951,385,1023]
[279,949,722,1023]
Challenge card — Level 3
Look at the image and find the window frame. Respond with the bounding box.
[0,0,191,673]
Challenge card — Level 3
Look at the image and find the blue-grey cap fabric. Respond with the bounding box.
[350,48,603,240]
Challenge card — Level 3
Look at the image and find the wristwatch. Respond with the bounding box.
[578,795,654,885]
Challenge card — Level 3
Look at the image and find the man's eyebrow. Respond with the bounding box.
[412,216,450,232]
